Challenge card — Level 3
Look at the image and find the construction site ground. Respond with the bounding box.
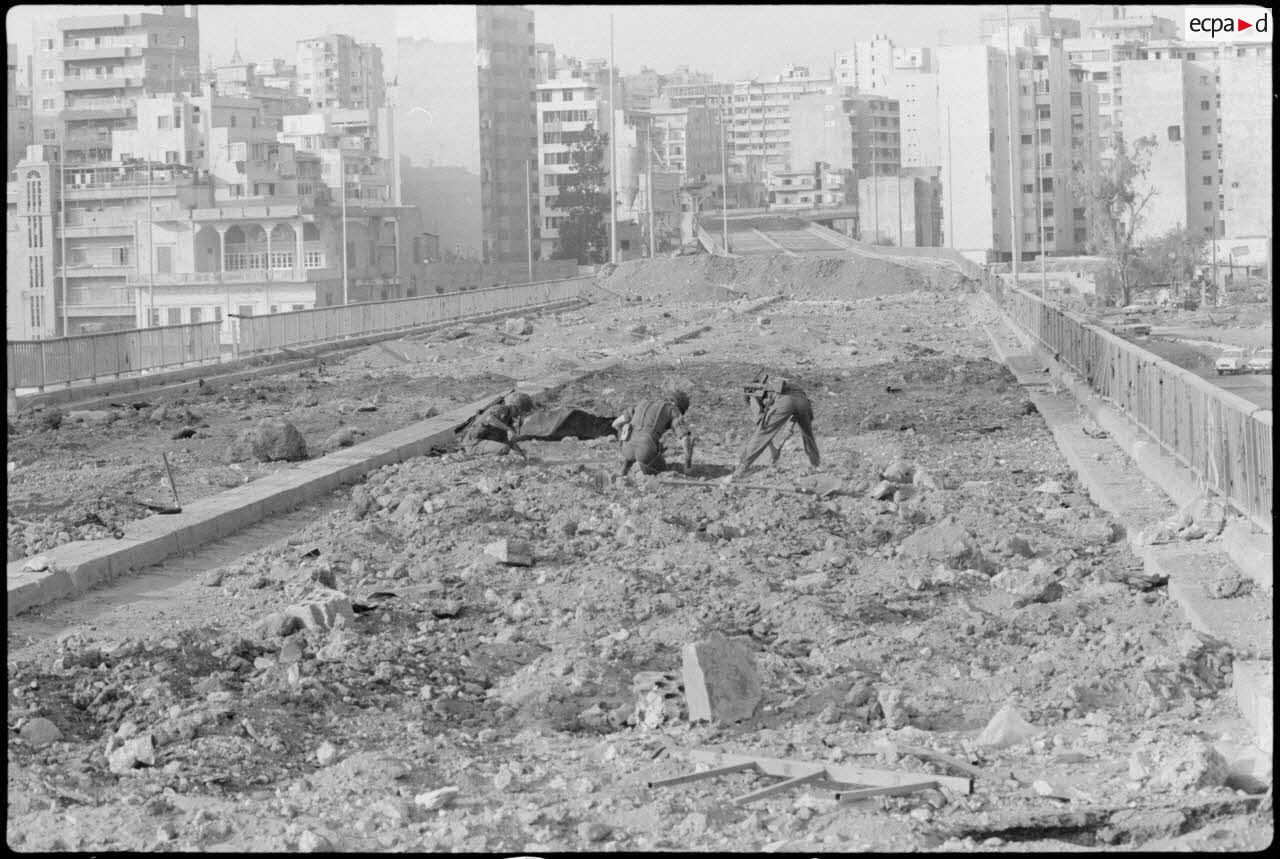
[6,253,1272,852]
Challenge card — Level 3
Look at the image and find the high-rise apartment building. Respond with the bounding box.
[789,92,901,181]
[31,6,200,163]
[833,37,939,170]
[936,23,1088,261]
[1218,55,1271,244]
[8,43,35,173]
[395,6,538,263]
[728,64,833,180]
[295,35,385,112]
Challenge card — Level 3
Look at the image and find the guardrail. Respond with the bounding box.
[6,322,224,392]
[985,275,1272,531]
[235,276,593,355]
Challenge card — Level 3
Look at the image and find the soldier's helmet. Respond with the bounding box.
[505,392,535,414]
[668,389,691,414]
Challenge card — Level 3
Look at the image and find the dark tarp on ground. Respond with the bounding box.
[517,407,617,442]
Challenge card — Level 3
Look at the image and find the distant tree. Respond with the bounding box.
[1132,225,1208,297]
[1070,132,1158,307]
[552,123,612,265]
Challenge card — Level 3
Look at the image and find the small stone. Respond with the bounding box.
[1128,749,1154,780]
[297,830,329,853]
[882,460,915,483]
[976,704,1038,749]
[578,822,611,842]
[869,480,896,501]
[1034,479,1065,494]
[998,535,1035,558]
[316,741,339,766]
[156,822,178,842]
[877,687,911,729]
[108,734,156,773]
[19,717,62,748]
[414,786,459,811]
[484,538,533,566]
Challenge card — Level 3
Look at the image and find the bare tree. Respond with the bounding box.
[1071,132,1158,307]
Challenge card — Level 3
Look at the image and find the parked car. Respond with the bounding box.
[1121,301,1157,314]
[1215,347,1248,376]
[1247,348,1272,374]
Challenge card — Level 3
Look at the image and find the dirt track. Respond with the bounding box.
[6,259,1272,852]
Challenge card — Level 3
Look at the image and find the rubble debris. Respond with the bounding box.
[414,787,460,811]
[503,317,534,336]
[976,704,1039,749]
[681,633,762,724]
[484,538,533,566]
[897,516,986,570]
[18,717,62,748]
[284,589,355,632]
[227,419,309,463]
[633,671,686,730]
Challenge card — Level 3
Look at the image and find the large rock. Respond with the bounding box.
[681,633,762,724]
[990,559,1062,603]
[484,539,533,566]
[1153,738,1229,791]
[229,419,308,463]
[108,733,156,773]
[19,717,62,748]
[284,589,355,632]
[321,427,360,454]
[503,316,533,336]
[975,704,1038,749]
[898,516,985,570]
[877,687,911,729]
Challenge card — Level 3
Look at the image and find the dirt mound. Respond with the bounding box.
[346,339,437,369]
[599,253,966,303]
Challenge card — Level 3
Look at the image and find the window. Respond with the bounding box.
[1039,128,1051,144]
[214,307,223,322]
[167,308,182,325]
[28,294,45,330]
[1041,177,1053,192]
[26,216,44,248]
[1203,201,1215,211]
[1200,100,1211,111]
[1202,150,1213,161]
[28,257,44,292]
[561,89,573,101]
[40,37,54,51]
[1202,176,1213,185]
[230,114,237,127]
[110,247,129,265]
[40,98,55,110]
[1201,125,1211,135]
[1044,227,1054,242]
[24,171,43,213]
[189,307,203,324]
[237,305,254,317]
[1022,183,1035,193]
[1168,125,1181,142]
[1073,207,1085,221]
[157,115,171,130]
[1020,133,1033,145]
[305,249,324,268]
[1037,106,1051,120]
[40,68,55,81]
[1200,75,1210,85]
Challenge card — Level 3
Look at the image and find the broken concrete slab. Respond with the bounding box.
[1233,660,1273,754]
[975,704,1038,749]
[284,589,355,633]
[681,633,762,724]
[897,516,985,570]
[484,539,533,566]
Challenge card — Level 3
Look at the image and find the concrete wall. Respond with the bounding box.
[937,45,998,254]
[417,260,579,294]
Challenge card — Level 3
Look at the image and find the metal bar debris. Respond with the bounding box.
[835,780,940,803]
[647,761,759,789]
[731,769,826,805]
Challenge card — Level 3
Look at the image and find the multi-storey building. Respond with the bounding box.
[1218,54,1271,246]
[728,65,834,181]
[211,59,309,128]
[645,104,720,182]
[789,92,900,181]
[660,79,732,112]
[257,58,299,95]
[978,4,1080,41]
[833,35,895,91]
[31,5,200,163]
[295,34,385,112]
[8,43,35,173]
[857,169,943,247]
[833,36,940,170]
[395,6,538,263]
[936,22,1087,261]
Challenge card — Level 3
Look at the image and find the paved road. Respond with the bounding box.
[1194,369,1272,409]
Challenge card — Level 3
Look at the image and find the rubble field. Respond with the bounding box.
[7,273,1273,852]
[5,299,724,561]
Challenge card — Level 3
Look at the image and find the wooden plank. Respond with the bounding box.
[836,781,939,803]
[647,761,758,789]
[732,769,826,805]
[689,750,972,795]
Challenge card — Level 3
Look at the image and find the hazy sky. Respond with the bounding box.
[6,4,1184,81]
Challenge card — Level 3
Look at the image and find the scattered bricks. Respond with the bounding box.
[284,589,355,633]
[682,632,762,724]
[19,717,62,748]
[414,786,459,811]
[632,671,686,730]
[897,516,985,570]
[975,704,1038,749]
[108,733,157,773]
[484,539,533,567]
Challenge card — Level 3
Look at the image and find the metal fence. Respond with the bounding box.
[7,322,224,392]
[986,275,1272,531]
[235,276,593,356]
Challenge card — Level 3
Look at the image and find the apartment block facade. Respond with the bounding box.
[31,6,200,163]
[8,43,35,173]
[728,65,833,181]
[789,92,901,183]
[295,34,385,111]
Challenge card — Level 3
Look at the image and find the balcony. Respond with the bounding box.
[59,98,136,120]
[65,181,181,201]
[64,262,134,278]
[62,75,134,92]
[66,285,135,313]
[190,198,315,221]
[61,43,138,60]
[126,268,315,286]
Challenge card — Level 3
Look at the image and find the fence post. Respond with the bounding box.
[62,338,72,390]
[90,335,99,383]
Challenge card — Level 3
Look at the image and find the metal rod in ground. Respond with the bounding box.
[732,769,826,805]
[659,477,808,494]
[835,781,940,803]
[162,452,181,507]
[647,761,759,789]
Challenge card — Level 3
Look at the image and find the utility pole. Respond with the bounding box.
[646,116,655,258]
[946,106,954,249]
[525,158,533,281]
[1036,124,1047,300]
[59,143,68,337]
[719,105,729,254]
[608,14,618,265]
[340,151,348,304]
[896,166,904,247]
[872,136,878,243]
[1005,5,1020,284]
[148,159,155,326]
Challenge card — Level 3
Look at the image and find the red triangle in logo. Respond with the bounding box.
[1239,18,1253,30]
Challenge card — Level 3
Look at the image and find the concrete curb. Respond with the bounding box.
[7,295,780,618]
[11,297,588,415]
[980,294,1272,591]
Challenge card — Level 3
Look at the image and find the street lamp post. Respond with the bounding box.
[340,151,348,305]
